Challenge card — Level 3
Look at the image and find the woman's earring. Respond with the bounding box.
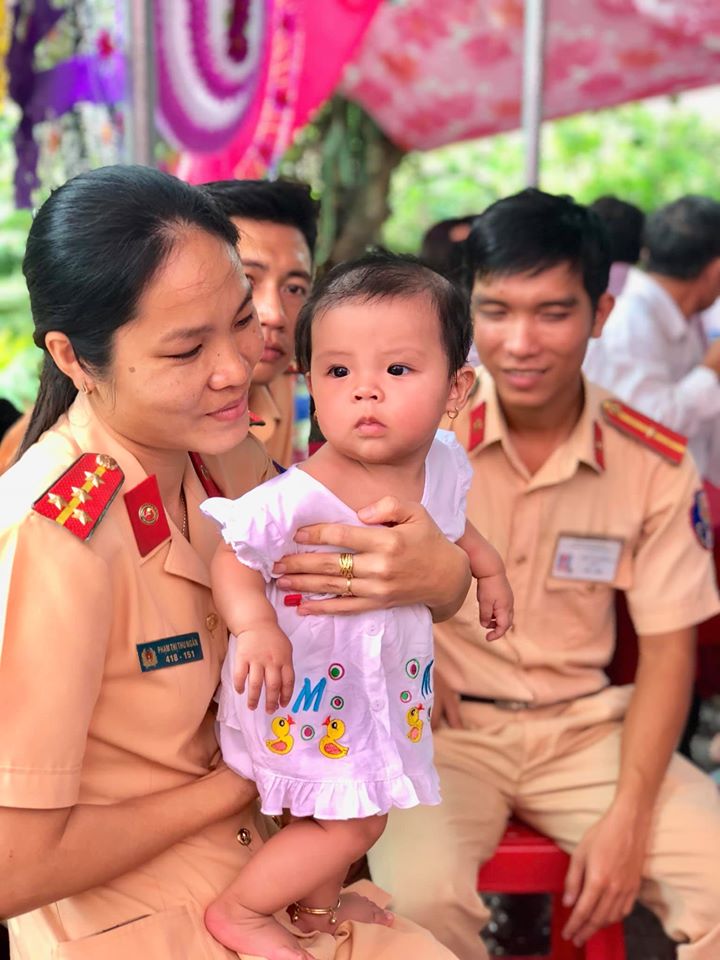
[447,408,460,420]
[80,381,89,395]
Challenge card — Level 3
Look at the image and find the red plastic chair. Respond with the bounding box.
[477,820,626,960]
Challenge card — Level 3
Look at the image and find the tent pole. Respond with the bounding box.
[125,0,156,166]
[522,0,547,188]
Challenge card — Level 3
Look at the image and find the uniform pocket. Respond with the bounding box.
[54,904,225,960]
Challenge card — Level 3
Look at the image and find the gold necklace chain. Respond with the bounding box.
[180,486,188,540]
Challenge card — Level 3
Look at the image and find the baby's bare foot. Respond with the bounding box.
[205,899,315,960]
[290,892,394,935]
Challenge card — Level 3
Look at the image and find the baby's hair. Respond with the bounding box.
[295,249,473,377]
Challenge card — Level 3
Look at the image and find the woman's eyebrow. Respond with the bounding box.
[159,292,253,343]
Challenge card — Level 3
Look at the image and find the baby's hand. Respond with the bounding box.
[476,572,514,642]
[233,625,295,713]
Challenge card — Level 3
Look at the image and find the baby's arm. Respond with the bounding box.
[456,521,514,641]
[211,542,295,712]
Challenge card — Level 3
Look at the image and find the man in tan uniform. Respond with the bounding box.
[369,189,720,958]
[204,179,316,466]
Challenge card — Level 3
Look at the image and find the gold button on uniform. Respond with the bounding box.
[236,827,252,846]
[205,612,219,631]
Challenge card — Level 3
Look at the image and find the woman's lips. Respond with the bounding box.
[208,397,248,421]
[260,345,284,364]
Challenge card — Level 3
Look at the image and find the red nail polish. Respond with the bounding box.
[284,594,302,607]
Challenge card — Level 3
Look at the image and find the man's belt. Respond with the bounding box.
[459,687,606,711]
[459,694,534,711]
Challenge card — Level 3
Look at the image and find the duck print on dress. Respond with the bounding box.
[319,716,349,759]
[406,704,425,743]
[265,715,295,755]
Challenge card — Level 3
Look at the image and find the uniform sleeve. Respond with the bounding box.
[626,455,720,635]
[596,302,720,436]
[200,487,290,582]
[425,431,473,542]
[0,513,111,808]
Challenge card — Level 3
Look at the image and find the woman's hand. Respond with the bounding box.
[430,670,465,731]
[273,496,471,617]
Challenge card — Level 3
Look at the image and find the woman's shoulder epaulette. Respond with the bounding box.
[32,452,124,541]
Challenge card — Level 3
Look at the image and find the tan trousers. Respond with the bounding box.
[368,686,720,960]
[11,884,455,960]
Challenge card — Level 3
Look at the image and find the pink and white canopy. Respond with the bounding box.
[341,0,720,151]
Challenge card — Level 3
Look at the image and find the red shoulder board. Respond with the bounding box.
[601,399,687,465]
[32,453,124,541]
[249,411,267,427]
[468,401,486,452]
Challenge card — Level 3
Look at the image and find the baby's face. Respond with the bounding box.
[307,294,459,465]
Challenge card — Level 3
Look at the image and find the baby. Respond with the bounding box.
[201,250,513,960]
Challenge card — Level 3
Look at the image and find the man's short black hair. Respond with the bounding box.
[464,188,611,308]
[643,195,720,280]
[589,196,644,265]
[202,178,319,259]
[295,249,472,377]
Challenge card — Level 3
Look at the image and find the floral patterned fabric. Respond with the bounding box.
[341,0,720,150]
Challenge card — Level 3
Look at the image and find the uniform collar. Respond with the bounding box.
[249,381,282,427]
[622,268,688,342]
[66,393,211,586]
[470,370,605,479]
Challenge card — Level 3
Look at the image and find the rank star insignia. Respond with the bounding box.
[48,493,68,510]
[84,471,104,488]
[71,486,90,503]
[72,508,91,525]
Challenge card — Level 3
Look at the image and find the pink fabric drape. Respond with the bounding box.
[341,0,720,151]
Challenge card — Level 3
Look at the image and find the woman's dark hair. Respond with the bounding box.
[202,178,318,260]
[19,165,238,455]
[295,249,472,377]
[463,188,611,309]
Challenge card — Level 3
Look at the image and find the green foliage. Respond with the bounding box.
[0,108,34,409]
[382,99,720,253]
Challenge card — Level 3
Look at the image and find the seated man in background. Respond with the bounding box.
[203,178,317,465]
[368,189,720,960]
[584,195,720,484]
[588,195,644,297]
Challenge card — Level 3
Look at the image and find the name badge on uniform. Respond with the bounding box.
[137,633,203,672]
[551,535,623,583]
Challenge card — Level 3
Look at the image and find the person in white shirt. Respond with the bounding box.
[584,195,720,484]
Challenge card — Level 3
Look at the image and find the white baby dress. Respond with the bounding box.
[201,431,472,820]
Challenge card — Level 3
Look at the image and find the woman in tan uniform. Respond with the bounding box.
[0,166,468,960]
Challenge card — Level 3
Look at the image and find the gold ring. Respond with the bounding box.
[339,553,354,578]
[343,577,353,597]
